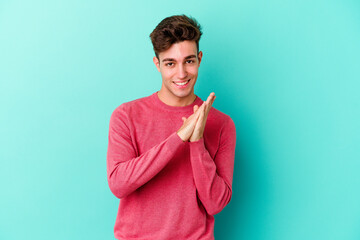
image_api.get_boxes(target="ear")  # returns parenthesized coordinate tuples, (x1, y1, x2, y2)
(153, 56, 161, 72)
(197, 51, 203, 67)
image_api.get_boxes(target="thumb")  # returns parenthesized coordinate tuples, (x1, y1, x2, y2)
(193, 105, 199, 113)
(182, 117, 186, 122)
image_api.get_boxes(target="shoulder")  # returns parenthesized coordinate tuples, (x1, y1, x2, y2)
(208, 107, 236, 146)
(111, 93, 154, 116)
(208, 107, 235, 130)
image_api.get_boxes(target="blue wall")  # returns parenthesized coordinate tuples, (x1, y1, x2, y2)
(0, 0, 359, 239)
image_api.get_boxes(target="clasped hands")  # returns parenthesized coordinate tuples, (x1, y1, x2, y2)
(177, 92, 216, 142)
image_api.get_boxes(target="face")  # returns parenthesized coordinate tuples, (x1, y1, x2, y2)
(153, 40, 202, 105)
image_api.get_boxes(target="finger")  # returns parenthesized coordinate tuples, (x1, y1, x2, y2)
(182, 117, 186, 122)
(198, 101, 206, 110)
(205, 96, 215, 116)
(210, 95, 216, 107)
(195, 102, 205, 118)
(198, 102, 206, 125)
(201, 101, 207, 110)
(194, 102, 205, 126)
(187, 104, 203, 123)
(205, 92, 214, 104)
(210, 93, 216, 105)
(196, 103, 205, 115)
(209, 95, 216, 107)
(208, 92, 215, 104)
(202, 101, 209, 115)
(190, 103, 204, 122)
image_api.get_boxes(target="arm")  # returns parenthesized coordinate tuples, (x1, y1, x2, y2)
(189, 117, 236, 215)
(106, 105, 185, 199)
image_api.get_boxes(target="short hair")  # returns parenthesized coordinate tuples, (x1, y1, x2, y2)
(149, 14, 203, 59)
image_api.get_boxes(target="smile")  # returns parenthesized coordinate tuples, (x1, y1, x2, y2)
(173, 80, 190, 88)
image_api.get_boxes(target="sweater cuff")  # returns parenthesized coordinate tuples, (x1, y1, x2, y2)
(172, 131, 188, 145)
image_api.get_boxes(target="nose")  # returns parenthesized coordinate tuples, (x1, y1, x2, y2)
(177, 64, 188, 79)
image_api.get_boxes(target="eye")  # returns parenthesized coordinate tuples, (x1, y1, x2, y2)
(186, 60, 195, 64)
(165, 62, 174, 67)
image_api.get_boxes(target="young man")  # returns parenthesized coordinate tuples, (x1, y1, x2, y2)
(107, 15, 236, 240)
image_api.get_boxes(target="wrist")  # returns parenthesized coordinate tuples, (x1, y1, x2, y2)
(176, 131, 188, 142)
(189, 136, 203, 142)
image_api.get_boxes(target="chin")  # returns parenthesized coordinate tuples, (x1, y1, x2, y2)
(174, 89, 193, 98)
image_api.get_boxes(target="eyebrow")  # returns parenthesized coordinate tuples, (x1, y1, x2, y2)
(162, 55, 197, 62)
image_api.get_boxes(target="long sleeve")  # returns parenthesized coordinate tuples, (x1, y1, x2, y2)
(189, 117, 236, 215)
(106, 105, 185, 199)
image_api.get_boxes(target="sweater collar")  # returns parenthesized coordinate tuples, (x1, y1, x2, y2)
(151, 91, 203, 112)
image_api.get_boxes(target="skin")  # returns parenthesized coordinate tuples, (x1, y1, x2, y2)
(153, 40, 202, 107)
(153, 40, 216, 142)
(179, 93, 216, 142)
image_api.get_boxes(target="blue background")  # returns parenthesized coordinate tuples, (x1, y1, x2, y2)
(1, 0, 359, 239)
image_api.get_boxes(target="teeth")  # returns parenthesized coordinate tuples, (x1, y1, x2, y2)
(174, 80, 189, 86)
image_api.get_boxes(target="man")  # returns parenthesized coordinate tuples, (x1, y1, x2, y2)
(107, 14, 236, 240)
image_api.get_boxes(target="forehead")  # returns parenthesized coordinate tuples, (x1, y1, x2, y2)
(159, 40, 198, 61)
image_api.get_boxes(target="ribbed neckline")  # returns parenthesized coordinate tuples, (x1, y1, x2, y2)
(151, 91, 203, 112)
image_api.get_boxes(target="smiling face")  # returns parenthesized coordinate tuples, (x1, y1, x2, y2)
(153, 40, 203, 106)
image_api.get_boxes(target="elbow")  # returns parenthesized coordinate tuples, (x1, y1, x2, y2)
(108, 175, 132, 199)
(206, 206, 221, 216)
(205, 202, 228, 216)
(109, 184, 127, 199)
(107, 164, 135, 199)
(108, 181, 126, 199)
(204, 190, 232, 216)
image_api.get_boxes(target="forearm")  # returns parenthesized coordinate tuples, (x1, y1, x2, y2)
(189, 139, 233, 215)
(189, 116, 236, 215)
(107, 131, 185, 199)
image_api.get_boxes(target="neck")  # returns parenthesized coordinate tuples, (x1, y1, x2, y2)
(157, 90, 196, 107)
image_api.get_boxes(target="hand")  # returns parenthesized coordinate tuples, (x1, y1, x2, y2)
(189, 92, 216, 142)
(176, 92, 216, 142)
(176, 103, 203, 142)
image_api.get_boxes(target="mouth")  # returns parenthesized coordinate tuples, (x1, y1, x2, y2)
(173, 79, 190, 88)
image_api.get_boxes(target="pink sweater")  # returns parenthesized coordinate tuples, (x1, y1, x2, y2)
(107, 92, 236, 240)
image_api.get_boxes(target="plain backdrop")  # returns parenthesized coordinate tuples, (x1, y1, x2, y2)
(0, 0, 359, 239)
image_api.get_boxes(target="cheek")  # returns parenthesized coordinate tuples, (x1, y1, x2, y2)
(161, 70, 174, 80)
(188, 66, 199, 75)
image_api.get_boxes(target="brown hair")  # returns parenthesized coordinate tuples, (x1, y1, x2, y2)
(149, 14, 202, 59)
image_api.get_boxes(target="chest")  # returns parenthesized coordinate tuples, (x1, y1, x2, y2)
(128, 109, 222, 159)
